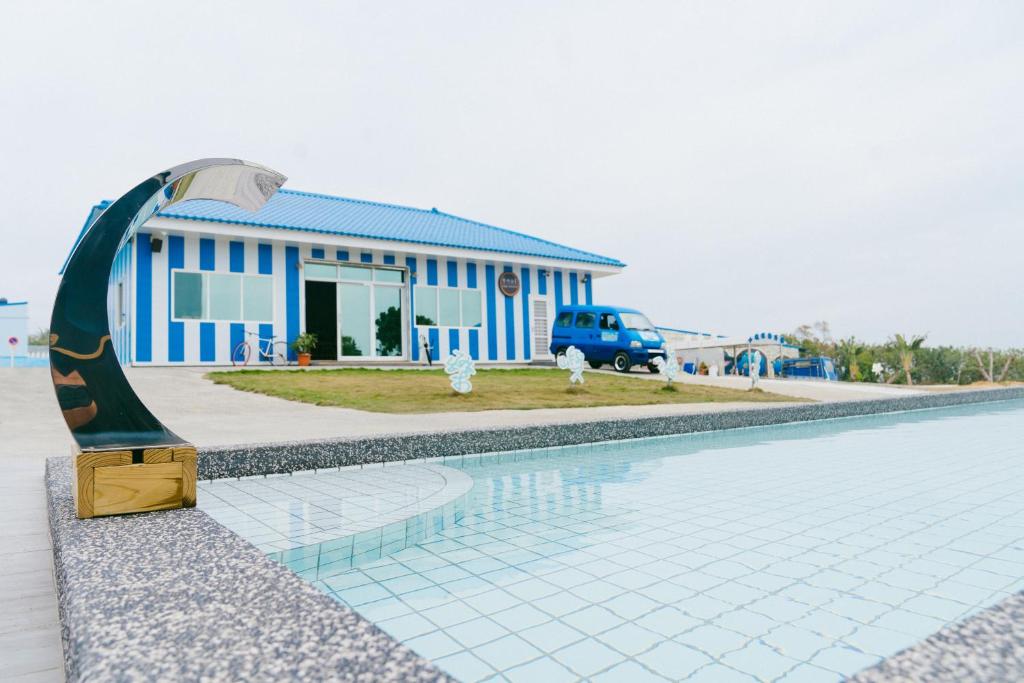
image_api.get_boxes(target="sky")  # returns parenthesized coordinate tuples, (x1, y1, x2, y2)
(1, 1, 1021, 347)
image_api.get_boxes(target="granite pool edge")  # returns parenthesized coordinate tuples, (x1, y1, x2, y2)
(198, 387, 1024, 480)
(849, 588, 1024, 682)
(45, 457, 455, 683)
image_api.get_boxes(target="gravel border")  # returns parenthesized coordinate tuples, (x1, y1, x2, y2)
(198, 387, 1024, 480)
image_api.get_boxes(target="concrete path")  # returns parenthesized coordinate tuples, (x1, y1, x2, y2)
(0, 364, 923, 682)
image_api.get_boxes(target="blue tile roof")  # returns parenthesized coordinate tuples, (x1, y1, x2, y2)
(155, 189, 624, 267)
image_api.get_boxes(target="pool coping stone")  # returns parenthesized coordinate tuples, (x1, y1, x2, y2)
(198, 386, 1024, 480)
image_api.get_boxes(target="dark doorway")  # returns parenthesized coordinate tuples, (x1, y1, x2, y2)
(304, 281, 337, 361)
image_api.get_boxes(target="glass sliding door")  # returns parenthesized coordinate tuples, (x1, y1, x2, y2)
(339, 283, 372, 357)
(374, 285, 403, 357)
(305, 260, 407, 360)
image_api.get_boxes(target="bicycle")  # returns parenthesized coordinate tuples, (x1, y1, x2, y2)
(232, 330, 291, 367)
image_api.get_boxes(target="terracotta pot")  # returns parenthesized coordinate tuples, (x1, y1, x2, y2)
(297, 353, 311, 367)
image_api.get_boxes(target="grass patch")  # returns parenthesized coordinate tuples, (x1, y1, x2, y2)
(207, 368, 799, 414)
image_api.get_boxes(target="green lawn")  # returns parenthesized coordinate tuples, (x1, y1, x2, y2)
(207, 368, 798, 413)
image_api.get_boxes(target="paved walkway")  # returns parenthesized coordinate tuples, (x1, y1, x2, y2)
(0, 365, 924, 682)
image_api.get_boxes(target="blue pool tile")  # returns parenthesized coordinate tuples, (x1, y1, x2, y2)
(676, 624, 749, 658)
(442, 575, 494, 596)
(353, 596, 413, 622)
(684, 663, 759, 682)
(704, 581, 766, 606)
(602, 592, 661, 620)
(473, 634, 542, 671)
(871, 608, 946, 636)
(555, 637, 629, 677)
(721, 641, 800, 681)
(421, 564, 474, 585)
(322, 570, 373, 592)
(635, 606, 703, 638)
(461, 588, 520, 615)
(776, 663, 844, 682)
(900, 594, 970, 621)
(736, 572, 794, 592)
(401, 585, 455, 611)
(376, 612, 437, 640)
(810, 645, 882, 674)
(844, 624, 921, 657)
(562, 605, 626, 635)
(333, 582, 392, 606)
(488, 603, 551, 631)
(519, 620, 587, 651)
(532, 591, 591, 617)
(420, 600, 482, 628)
(635, 641, 712, 680)
(925, 579, 998, 605)
(676, 594, 734, 620)
(746, 595, 810, 622)
(596, 622, 664, 656)
(379, 573, 434, 595)
(823, 596, 889, 623)
(761, 624, 833, 661)
(950, 567, 1015, 591)
(671, 570, 729, 592)
(592, 660, 671, 682)
(852, 581, 917, 605)
(712, 608, 778, 638)
(404, 630, 463, 660)
(433, 651, 495, 682)
(793, 610, 859, 639)
(447, 616, 509, 648)
(504, 578, 562, 601)
(504, 656, 577, 683)
(570, 580, 627, 603)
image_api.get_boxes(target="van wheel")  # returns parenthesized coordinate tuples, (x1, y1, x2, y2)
(647, 363, 660, 374)
(555, 347, 567, 361)
(613, 352, 632, 373)
(588, 361, 603, 369)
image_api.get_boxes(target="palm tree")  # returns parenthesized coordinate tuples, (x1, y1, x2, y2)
(893, 334, 926, 385)
(836, 337, 864, 381)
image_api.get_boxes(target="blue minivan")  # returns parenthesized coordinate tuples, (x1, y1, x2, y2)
(549, 305, 667, 373)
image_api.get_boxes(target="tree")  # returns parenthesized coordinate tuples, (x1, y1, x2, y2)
(973, 348, 1017, 383)
(835, 337, 864, 380)
(892, 334, 926, 385)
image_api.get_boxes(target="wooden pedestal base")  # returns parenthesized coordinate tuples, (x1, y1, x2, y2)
(72, 446, 197, 519)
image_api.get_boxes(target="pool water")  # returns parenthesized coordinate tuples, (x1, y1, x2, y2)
(302, 401, 1022, 681)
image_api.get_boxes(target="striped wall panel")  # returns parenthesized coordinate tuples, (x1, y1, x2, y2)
(127, 229, 593, 365)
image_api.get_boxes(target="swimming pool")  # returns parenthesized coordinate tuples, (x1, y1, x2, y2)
(216, 400, 1024, 681)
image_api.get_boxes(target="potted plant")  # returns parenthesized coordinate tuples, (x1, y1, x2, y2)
(290, 332, 318, 367)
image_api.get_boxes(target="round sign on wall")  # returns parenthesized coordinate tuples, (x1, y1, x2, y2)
(7, 336, 17, 347)
(498, 271, 521, 298)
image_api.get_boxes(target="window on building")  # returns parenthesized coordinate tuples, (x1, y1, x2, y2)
(461, 290, 482, 327)
(172, 271, 274, 322)
(414, 286, 483, 328)
(555, 311, 573, 328)
(575, 312, 596, 328)
(415, 286, 437, 326)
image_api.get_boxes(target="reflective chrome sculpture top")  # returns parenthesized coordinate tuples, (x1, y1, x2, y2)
(50, 159, 286, 451)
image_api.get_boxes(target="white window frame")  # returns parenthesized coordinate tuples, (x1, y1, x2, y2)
(413, 285, 484, 330)
(170, 270, 276, 323)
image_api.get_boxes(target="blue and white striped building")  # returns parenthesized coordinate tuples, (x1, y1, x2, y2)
(70, 189, 624, 366)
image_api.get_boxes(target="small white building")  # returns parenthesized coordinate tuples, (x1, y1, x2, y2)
(0, 299, 29, 359)
(67, 190, 625, 366)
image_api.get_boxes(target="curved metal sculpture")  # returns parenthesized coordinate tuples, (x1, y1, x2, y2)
(51, 159, 286, 452)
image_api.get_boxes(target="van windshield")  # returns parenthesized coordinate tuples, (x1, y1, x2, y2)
(620, 313, 655, 331)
